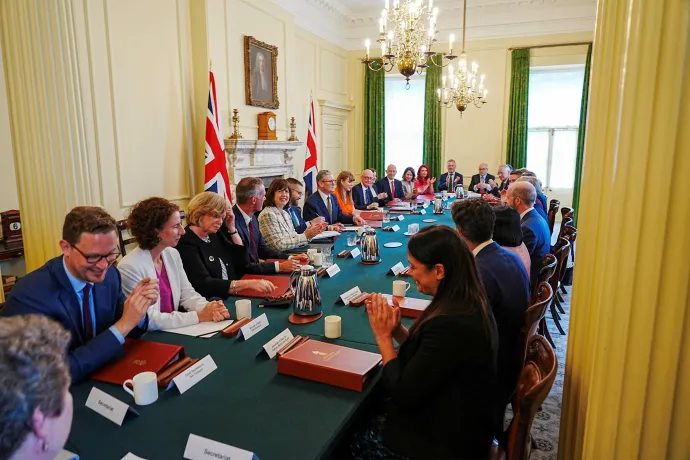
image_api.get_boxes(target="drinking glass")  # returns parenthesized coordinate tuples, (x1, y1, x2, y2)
(383, 213, 390, 224)
(321, 247, 333, 267)
(347, 234, 357, 246)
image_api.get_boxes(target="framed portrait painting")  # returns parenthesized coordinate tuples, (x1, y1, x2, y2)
(244, 36, 279, 109)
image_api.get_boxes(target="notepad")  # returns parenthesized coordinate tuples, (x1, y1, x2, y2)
(311, 230, 341, 240)
(163, 320, 234, 338)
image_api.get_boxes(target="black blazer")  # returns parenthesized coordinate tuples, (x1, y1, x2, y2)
(469, 174, 496, 192)
(382, 308, 498, 460)
(521, 209, 551, 287)
(376, 177, 404, 202)
(233, 204, 287, 274)
(176, 226, 248, 299)
(437, 172, 463, 191)
(491, 179, 510, 197)
(302, 191, 354, 225)
(351, 183, 379, 210)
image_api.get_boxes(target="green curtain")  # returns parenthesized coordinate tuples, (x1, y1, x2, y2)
(572, 44, 592, 225)
(363, 63, 385, 176)
(423, 64, 442, 177)
(506, 49, 531, 169)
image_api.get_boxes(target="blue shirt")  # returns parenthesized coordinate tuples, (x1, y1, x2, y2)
(62, 259, 125, 344)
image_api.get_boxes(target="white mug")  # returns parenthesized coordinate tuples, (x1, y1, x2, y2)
(313, 253, 323, 266)
(123, 371, 158, 406)
(393, 280, 411, 297)
(236, 299, 252, 320)
(307, 249, 318, 261)
(325, 315, 342, 339)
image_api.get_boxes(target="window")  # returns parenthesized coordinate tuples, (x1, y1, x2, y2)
(385, 74, 425, 170)
(527, 65, 585, 204)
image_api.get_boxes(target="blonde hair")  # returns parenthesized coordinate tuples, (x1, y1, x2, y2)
(187, 192, 227, 226)
(336, 171, 355, 205)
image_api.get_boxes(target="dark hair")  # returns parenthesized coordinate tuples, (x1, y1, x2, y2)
(128, 197, 180, 250)
(62, 206, 117, 245)
(492, 205, 523, 247)
(402, 167, 416, 182)
(235, 177, 264, 205)
(265, 179, 290, 209)
(286, 178, 303, 187)
(0, 315, 71, 458)
(450, 198, 495, 244)
(407, 225, 493, 337)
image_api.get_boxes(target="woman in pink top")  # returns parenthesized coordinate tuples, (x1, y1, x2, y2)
(414, 164, 436, 195)
(492, 206, 531, 276)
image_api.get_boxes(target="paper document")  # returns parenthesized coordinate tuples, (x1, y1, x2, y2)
(163, 320, 234, 338)
(341, 226, 362, 232)
(311, 230, 341, 240)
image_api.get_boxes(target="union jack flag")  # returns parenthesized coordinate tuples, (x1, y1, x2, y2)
(303, 95, 318, 196)
(204, 71, 232, 201)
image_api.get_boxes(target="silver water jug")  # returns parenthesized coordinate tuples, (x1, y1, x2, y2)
(289, 265, 322, 316)
(360, 227, 380, 263)
(455, 185, 465, 199)
(433, 198, 444, 214)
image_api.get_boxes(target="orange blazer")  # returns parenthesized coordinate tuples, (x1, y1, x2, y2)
(335, 191, 354, 215)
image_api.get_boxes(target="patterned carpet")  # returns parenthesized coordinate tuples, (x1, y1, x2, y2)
(504, 288, 571, 460)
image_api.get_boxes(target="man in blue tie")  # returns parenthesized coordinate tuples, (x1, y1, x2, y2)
(469, 163, 497, 193)
(352, 169, 386, 210)
(1, 206, 159, 382)
(303, 170, 366, 229)
(286, 177, 325, 233)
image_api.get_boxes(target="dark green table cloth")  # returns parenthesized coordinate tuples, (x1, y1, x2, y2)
(67, 202, 457, 460)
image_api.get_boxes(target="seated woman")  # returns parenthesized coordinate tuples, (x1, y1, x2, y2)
(119, 197, 232, 331)
(334, 171, 355, 215)
(0, 315, 73, 460)
(176, 192, 276, 300)
(347, 225, 498, 460)
(401, 167, 416, 199)
(493, 205, 531, 275)
(259, 179, 327, 252)
(413, 164, 436, 195)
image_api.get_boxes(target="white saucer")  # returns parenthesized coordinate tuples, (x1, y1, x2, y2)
(383, 242, 403, 248)
(422, 219, 437, 223)
(403, 232, 415, 236)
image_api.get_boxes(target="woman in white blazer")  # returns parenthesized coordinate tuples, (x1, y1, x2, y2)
(258, 179, 327, 252)
(118, 197, 230, 331)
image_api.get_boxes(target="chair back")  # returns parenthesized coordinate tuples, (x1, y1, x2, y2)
(559, 217, 573, 238)
(547, 200, 560, 237)
(504, 336, 558, 460)
(560, 206, 574, 220)
(532, 254, 557, 301)
(561, 224, 577, 247)
(550, 238, 571, 293)
(520, 282, 553, 360)
(117, 210, 186, 256)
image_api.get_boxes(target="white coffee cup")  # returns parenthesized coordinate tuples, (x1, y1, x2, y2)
(325, 315, 342, 339)
(307, 249, 318, 261)
(236, 299, 252, 320)
(393, 280, 411, 297)
(313, 253, 323, 266)
(123, 371, 158, 406)
(442, 190, 448, 199)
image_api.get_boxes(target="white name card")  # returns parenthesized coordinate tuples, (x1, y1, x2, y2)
(326, 264, 341, 277)
(121, 454, 147, 460)
(262, 328, 294, 359)
(390, 262, 404, 275)
(183, 434, 253, 460)
(420, 209, 427, 215)
(397, 215, 405, 221)
(391, 225, 400, 232)
(340, 286, 362, 305)
(85, 387, 137, 426)
(238, 313, 269, 341)
(350, 247, 361, 258)
(172, 355, 217, 394)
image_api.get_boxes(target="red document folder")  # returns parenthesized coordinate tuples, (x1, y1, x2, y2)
(90, 339, 185, 385)
(359, 211, 385, 221)
(382, 294, 432, 319)
(235, 274, 291, 298)
(277, 340, 382, 392)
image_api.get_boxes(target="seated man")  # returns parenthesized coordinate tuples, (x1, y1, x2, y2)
(233, 177, 306, 274)
(437, 159, 463, 191)
(450, 198, 530, 434)
(490, 164, 512, 197)
(507, 182, 551, 287)
(286, 177, 323, 233)
(469, 163, 496, 193)
(303, 169, 366, 230)
(375, 164, 404, 204)
(352, 169, 387, 210)
(1, 206, 158, 382)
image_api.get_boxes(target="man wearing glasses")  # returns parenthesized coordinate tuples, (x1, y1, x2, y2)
(303, 170, 366, 230)
(2, 206, 159, 382)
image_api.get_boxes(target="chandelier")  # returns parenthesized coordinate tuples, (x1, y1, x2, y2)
(362, 0, 457, 88)
(437, 0, 487, 114)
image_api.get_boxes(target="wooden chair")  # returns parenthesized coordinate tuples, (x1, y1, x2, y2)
(547, 238, 571, 334)
(560, 206, 574, 220)
(117, 210, 186, 256)
(520, 283, 553, 362)
(547, 200, 560, 238)
(533, 255, 557, 347)
(490, 336, 558, 460)
(558, 225, 577, 297)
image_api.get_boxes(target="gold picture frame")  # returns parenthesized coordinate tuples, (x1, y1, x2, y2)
(244, 36, 279, 109)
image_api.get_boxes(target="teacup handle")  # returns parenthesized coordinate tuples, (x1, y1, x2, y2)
(405, 282, 411, 292)
(123, 379, 135, 397)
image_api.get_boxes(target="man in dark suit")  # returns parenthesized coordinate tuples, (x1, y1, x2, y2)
(375, 164, 404, 205)
(233, 177, 307, 274)
(303, 170, 366, 229)
(352, 169, 387, 210)
(450, 197, 530, 437)
(286, 178, 324, 233)
(490, 164, 512, 197)
(507, 181, 551, 287)
(437, 159, 463, 191)
(1, 207, 158, 382)
(469, 163, 496, 193)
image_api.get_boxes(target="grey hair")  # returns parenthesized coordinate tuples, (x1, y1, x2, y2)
(498, 164, 512, 172)
(316, 170, 332, 183)
(517, 176, 543, 195)
(0, 315, 71, 458)
(235, 177, 264, 205)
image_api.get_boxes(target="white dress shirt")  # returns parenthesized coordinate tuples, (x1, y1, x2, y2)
(520, 207, 534, 220)
(472, 239, 494, 257)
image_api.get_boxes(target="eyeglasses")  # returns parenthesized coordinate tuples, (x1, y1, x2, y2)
(70, 244, 120, 265)
(320, 180, 336, 184)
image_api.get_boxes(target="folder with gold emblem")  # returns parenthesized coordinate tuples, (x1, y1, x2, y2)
(381, 294, 431, 319)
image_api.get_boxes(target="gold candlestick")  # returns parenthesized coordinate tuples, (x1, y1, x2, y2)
(287, 116, 299, 141)
(229, 109, 243, 140)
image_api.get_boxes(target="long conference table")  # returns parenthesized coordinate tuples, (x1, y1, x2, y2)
(67, 201, 457, 460)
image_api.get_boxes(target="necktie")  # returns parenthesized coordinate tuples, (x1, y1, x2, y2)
(326, 196, 333, 223)
(390, 180, 395, 199)
(450, 173, 454, 186)
(82, 283, 93, 341)
(365, 187, 373, 205)
(248, 220, 258, 261)
(290, 208, 300, 228)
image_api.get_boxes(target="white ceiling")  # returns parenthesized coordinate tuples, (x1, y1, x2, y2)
(271, 0, 597, 50)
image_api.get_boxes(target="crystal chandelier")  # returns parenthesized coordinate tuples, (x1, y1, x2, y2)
(437, 0, 487, 114)
(362, 0, 457, 89)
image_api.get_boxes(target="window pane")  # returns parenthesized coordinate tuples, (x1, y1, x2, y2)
(550, 130, 578, 188)
(527, 131, 549, 182)
(385, 75, 425, 171)
(528, 67, 585, 128)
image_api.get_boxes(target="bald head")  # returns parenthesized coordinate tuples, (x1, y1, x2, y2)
(507, 181, 536, 213)
(385, 164, 398, 180)
(361, 169, 376, 187)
